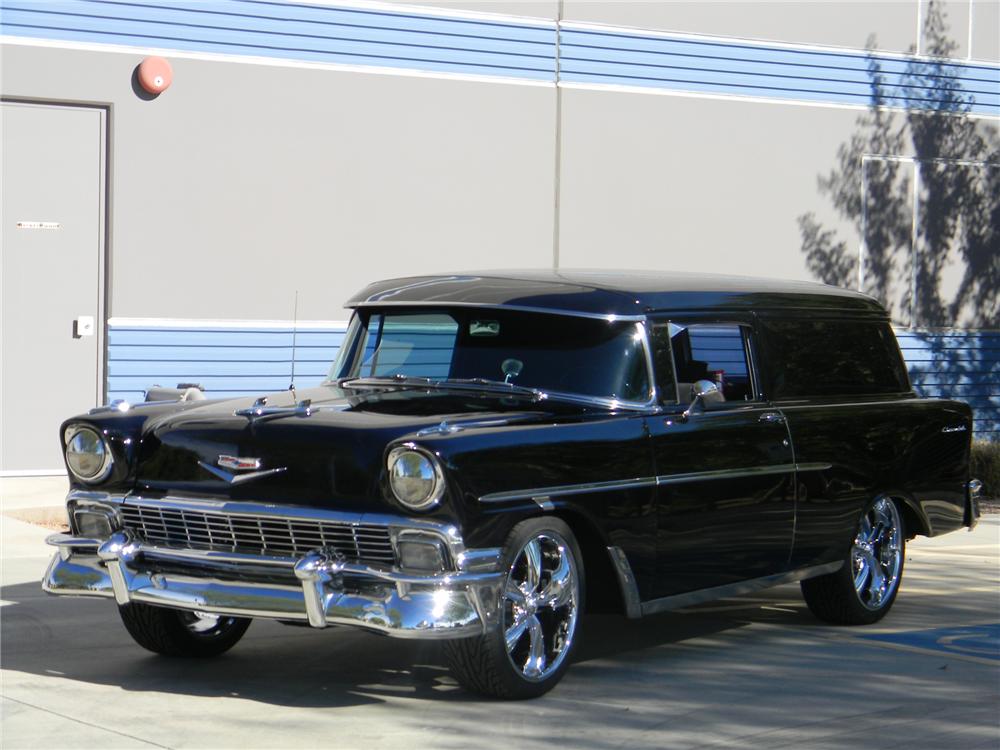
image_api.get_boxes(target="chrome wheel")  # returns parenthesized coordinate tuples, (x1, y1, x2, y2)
(180, 611, 237, 636)
(851, 497, 903, 611)
(501, 532, 580, 682)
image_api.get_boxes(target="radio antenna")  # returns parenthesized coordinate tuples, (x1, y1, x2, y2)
(289, 290, 299, 392)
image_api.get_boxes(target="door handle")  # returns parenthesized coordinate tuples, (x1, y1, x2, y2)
(759, 411, 785, 424)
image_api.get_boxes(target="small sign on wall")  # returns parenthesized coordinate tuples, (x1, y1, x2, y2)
(16, 221, 61, 230)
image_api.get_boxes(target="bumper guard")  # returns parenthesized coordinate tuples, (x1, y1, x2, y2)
(44, 530, 504, 639)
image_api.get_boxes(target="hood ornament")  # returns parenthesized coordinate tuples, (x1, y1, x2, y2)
(235, 396, 313, 423)
(198, 455, 287, 485)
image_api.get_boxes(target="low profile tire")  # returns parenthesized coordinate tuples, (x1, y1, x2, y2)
(801, 496, 906, 625)
(445, 517, 584, 699)
(118, 603, 251, 657)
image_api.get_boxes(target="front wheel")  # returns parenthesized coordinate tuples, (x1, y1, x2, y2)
(445, 517, 584, 699)
(118, 603, 251, 657)
(801, 496, 905, 625)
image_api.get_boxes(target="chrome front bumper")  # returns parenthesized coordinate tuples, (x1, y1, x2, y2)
(44, 530, 504, 639)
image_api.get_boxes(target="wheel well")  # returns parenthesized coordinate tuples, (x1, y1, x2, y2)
(890, 495, 928, 540)
(552, 510, 626, 615)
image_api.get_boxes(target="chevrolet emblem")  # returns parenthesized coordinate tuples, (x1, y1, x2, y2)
(218, 455, 262, 471)
(198, 455, 287, 485)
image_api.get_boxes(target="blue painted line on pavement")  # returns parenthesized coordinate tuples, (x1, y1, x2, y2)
(857, 623, 1000, 661)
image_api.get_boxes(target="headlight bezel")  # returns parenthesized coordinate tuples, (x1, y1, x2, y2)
(387, 443, 445, 512)
(63, 424, 114, 484)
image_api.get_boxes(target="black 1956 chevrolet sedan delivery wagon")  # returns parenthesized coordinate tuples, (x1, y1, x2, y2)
(45, 271, 982, 698)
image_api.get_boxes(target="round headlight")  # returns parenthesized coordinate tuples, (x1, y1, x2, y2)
(64, 425, 113, 483)
(387, 444, 444, 511)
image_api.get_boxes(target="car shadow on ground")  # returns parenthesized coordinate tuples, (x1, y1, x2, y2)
(0, 579, 814, 707)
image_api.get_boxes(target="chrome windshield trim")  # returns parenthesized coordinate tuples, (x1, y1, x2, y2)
(478, 463, 829, 504)
(638, 319, 658, 406)
(327, 309, 657, 411)
(348, 300, 647, 323)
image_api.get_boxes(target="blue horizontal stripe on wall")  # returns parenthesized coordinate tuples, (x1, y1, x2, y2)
(106, 322, 998, 441)
(1, 1, 997, 114)
(559, 27, 1000, 116)
(106, 323, 347, 403)
(0, 0, 557, 80)
(897, 330, 1000, 441)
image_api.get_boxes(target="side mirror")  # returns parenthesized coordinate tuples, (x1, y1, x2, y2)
(680, 380, 722, 422)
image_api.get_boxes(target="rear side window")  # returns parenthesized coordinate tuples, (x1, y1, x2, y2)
(759, 319, 910, 399)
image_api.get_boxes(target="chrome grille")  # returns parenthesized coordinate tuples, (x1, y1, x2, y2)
(119, 503, 395, 565)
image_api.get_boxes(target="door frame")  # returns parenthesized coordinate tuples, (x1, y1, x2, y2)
(1, 97, 112, 472)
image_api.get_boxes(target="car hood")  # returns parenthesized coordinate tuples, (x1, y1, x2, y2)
(134, 384, 578, 513)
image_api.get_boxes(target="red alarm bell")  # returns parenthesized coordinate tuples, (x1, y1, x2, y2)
(137, 56, 173, 95)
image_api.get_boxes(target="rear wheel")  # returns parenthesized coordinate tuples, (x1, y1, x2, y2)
(801, 496, 905, 625)
(118, 603, 251, 657)
(445, 517, 584, 699)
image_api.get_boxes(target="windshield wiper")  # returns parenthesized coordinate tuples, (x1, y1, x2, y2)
(341, 375, 436, 387)
(440, 378, 548, 401)
(341, 375, 546, 401)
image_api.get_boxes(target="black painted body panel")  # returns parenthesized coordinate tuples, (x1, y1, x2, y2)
(649, 404, 795, 597)
(58, 273, 975, 611)
(781, 397, 972, 569)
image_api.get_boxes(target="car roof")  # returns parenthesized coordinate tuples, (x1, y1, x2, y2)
(345, 270, 887, 319)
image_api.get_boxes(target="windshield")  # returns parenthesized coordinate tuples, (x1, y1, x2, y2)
(328, 308, 651, 404)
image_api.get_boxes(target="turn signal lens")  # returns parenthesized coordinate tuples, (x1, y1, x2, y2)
(398, 539, 447, 572)
(387, 445, 444, 511)
(73, 509, 114, 540)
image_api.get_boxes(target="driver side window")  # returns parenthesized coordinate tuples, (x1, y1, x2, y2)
(653, 322, 758, 406)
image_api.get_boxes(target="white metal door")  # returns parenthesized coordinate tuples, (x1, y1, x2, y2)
(1, 101, 105, 473)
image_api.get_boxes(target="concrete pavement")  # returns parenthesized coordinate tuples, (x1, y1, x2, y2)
(2, 480, 998, 749)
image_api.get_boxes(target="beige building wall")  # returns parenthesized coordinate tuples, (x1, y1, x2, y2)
(1, 44, 557, 321)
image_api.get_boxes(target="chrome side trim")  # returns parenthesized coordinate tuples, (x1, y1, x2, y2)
(606, 546, 642, 619)
(349, 300, 647, 323)
(656, 462, 830, 486)
(640, 561, 843, 616)
(796, 462, 834, 472)
(480, 477, 657, 504)
(478, 463, 832, 504)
